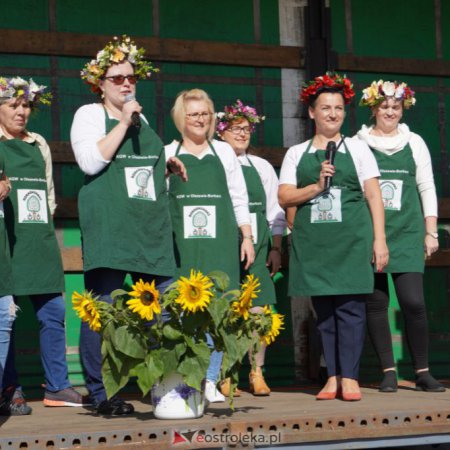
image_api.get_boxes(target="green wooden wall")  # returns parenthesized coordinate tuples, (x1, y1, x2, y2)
(330, 0, 450, 381)
(1, 0, 294, 396)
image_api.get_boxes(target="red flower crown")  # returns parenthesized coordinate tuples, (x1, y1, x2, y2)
(300, 72, 355, 105)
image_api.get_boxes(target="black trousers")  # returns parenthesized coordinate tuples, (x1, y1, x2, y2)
(366, 272, 429, 371)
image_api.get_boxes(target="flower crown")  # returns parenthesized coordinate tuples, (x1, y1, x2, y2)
(0, 77, 52, 106)
(300, 72, 355, 105)
(360, 80, 416, 109)
(216, 99, 265, 134)
(80, 35, 159, 93)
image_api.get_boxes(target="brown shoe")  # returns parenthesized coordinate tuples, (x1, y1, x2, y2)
(220, 378, 242, 397)
(249, 370, 271, 396)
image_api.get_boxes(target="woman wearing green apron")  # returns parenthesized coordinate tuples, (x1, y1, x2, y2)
(71, 37, 187, 416)
(279, 73, 389, 401)
(0, 154, 16, 411)
(357, 80, 444, 393)
(216, 100, 286, 396)
(0, 77, 88, 415)
(166, 89, 255, 403)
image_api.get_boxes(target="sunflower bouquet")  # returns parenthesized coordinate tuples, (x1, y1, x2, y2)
(72, 270, 284, 405)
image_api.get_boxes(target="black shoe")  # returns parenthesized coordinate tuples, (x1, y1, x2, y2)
(0, 387, 32, 416)
(379, 370, 398, 393)
(415, 371, 446, 392)
(96, 397, 134, 416)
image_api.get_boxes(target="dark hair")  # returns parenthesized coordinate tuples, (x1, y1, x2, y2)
(308, 86, 345, 108)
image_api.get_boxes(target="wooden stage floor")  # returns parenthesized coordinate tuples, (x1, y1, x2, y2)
(1, 382, 450, 449)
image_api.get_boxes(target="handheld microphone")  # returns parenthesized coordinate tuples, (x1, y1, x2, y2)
(324, 141, 337, 190)
(124, 94, 141, 129)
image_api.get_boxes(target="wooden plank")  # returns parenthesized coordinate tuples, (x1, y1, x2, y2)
(61, 247, 83, 272)
(438, 198, 450, 219)
(248, 146, 288, 167)
(426, 249, 450, 267)
(3, 388, 450, 449)
(50, 141, 75, 163)
(51, 143, 290, 166)
(0, 29, 303, 69)
(338, 53, 450, 77)
(55, 197, 78, 219)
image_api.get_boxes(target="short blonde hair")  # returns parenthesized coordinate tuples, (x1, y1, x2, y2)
(171, 89, 216, 140)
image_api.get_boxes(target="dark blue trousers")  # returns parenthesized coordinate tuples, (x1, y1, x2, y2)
(80, 268, 172, 404)
(312, 294, 366, 380)
(3, 293, 71, 393)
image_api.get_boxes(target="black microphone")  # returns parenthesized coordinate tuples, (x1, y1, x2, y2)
(124, 94, 141, 129)
(324, 141, 337, 190)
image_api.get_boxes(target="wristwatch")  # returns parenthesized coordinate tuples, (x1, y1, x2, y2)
(426, 231, 439, 239)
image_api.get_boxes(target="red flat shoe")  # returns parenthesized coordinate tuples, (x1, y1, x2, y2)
(316, 388, 341, 400)
(341, 391, 361, 401)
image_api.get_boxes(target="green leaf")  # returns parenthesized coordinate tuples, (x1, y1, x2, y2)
(163, 323, 183, 340)
(159, 347, 179, 377)
(112, 326, 147, 359)
(110, 289, 128, 301)
(102, 353, 131, 399)
(207, 297, 229, 329)
(191, 342, 210, 375)
(134, 353, 164, 396)
(177, 350, 208, 391)
(207, 270, 230, 291)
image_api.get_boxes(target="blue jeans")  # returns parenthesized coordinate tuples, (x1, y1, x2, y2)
(81, 268, 173, 403)
(3, 294, 71, 393)
(0, 296, 15, 389)
(206, 333, 223, 384)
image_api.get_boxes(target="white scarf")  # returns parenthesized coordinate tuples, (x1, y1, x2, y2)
(357, 123, 411, 155)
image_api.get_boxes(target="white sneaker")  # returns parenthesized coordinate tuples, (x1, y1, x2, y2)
(204, 380, 225, 403)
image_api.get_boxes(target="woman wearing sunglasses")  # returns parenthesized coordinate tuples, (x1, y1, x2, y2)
(165, 89, 255, 403)
(70, 36, 186, 416)
(216, 100, 286, 397)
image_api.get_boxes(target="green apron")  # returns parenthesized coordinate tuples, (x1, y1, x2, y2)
(240, 155, 276, 305)
(289, 140, 374, 296)
(0, 152, 12, 296)
(1, 139, 64, 295)
(78, 109, 175, 276)
(371, 143, 424, 273)
(169, 141, 239, 290)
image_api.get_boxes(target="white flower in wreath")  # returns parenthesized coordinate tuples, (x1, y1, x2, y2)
(8, 77, 27, 88)
(382, 81, 396, 97)
(394, 84, 405, 99)
(216, 112, 225, 119)
(128, 45, 138, 63)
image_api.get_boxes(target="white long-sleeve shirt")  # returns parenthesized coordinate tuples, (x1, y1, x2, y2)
(70, 103, 149, 176)
(279, 136, 380, 191)
(0, 129, 57, 215)
(357, 123, 438, 217)
(165, 139, 251, 227)
(237, 153, 286, 236)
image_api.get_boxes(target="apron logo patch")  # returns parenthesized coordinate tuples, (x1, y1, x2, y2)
(380, 179, 403, 211)
(311, 188, 342, 223)
(18, 189, 48, 224)
(183, 205, 216, 239)
(125, 166, 156, 201)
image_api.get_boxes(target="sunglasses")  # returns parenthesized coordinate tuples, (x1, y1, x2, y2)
(103, 75, 138, 85)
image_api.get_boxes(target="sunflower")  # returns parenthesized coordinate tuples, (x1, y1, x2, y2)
(127, 279, 161, 321)
(72, 291, 102, 332)
(175, 270, 214, 313)
(261, 305, 285, 346)
(239, 275, 260, 307)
